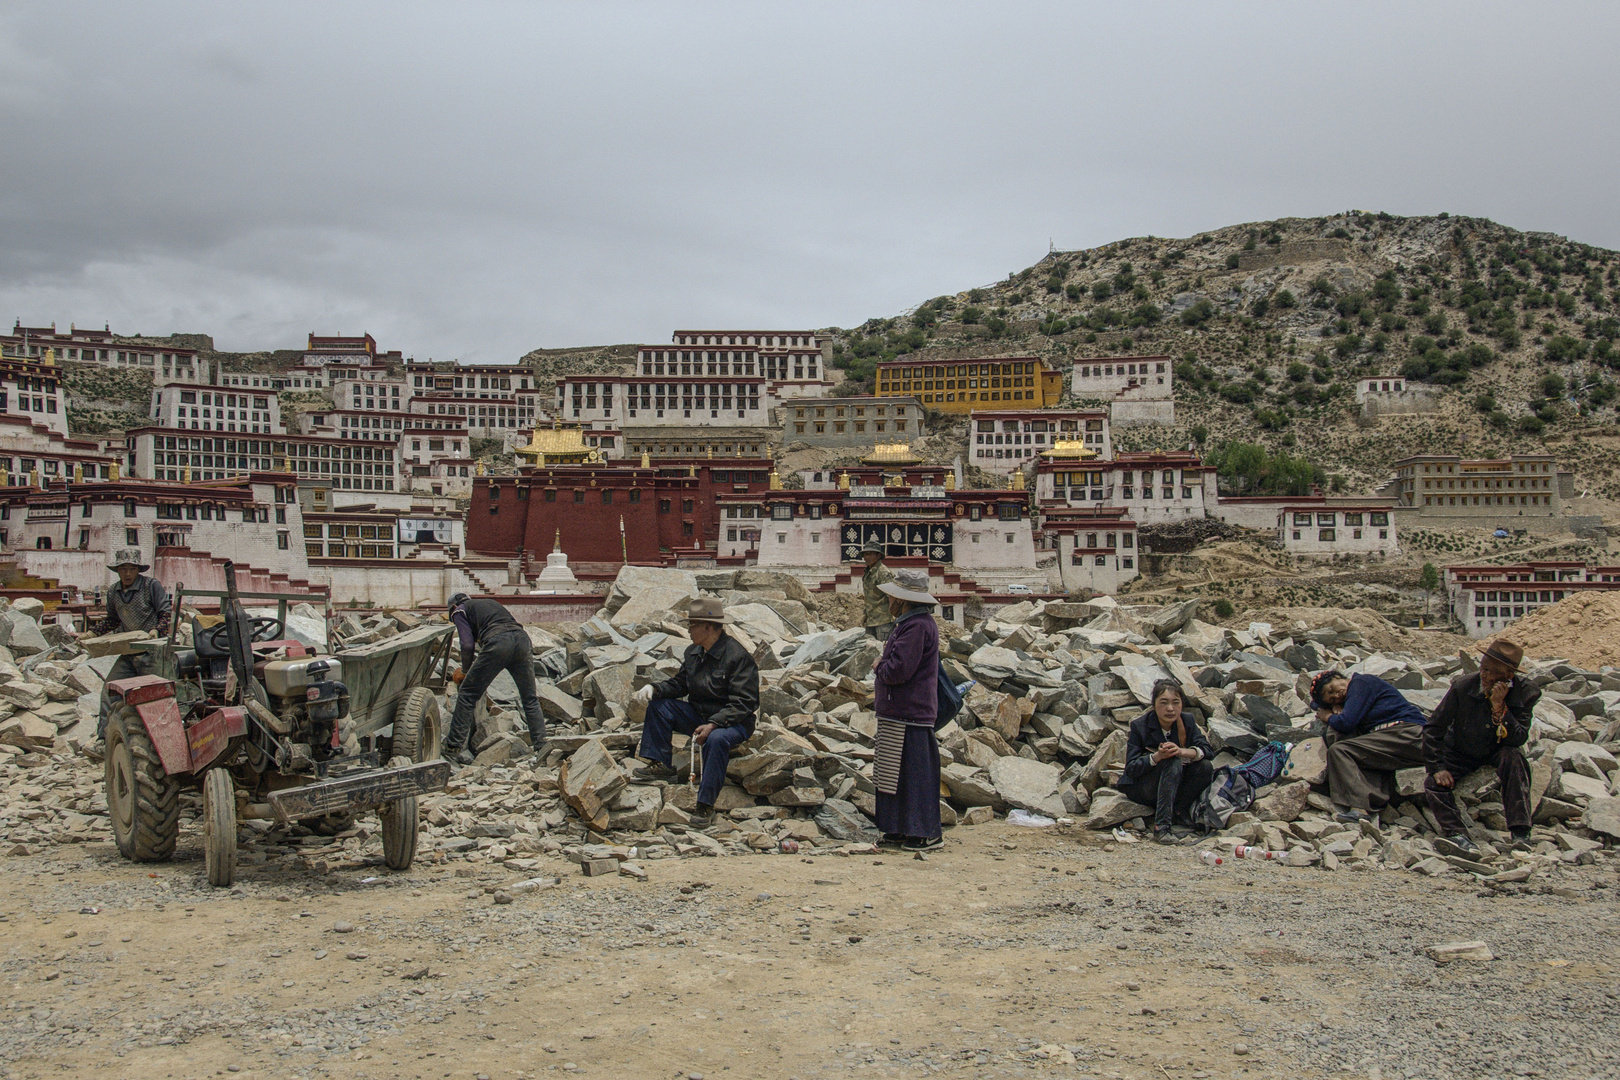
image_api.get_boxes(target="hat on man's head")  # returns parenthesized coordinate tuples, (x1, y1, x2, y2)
(1309, 669, 1345, 712)
(1481, 639, 1524, 673)
(859, 540, 885, 557)
(107, 548, 149, 573)
(448, 592, 470, 610)
(878, 568, 936, 606)
(685, 596, 731, 625)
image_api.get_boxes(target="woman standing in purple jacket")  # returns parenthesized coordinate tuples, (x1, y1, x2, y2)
(872, 568, 943, 851)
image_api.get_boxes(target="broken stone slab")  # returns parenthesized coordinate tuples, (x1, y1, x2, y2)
(1083, 789, 1153, 830)
(1280, 737, 1327, 785)
(940, 763, 999, 807)
(813, 798, 879, 842)
(1583, 796, 1620, 840)
(78, 630, 153, 657)
(558, 738, 629, 832)
(3, 614, 47, 656)
(0, 682, 48, 711)
(987, 756, 1065, 817)
(607, 785, 663, 832)
(1424, 941, 1493, 963)
(601, 566, 698, 618)
(609, 584, 700, 630)
(768, 785, 826, 808)
(1253, 780, 1310, 823)
(536, 683, 585, 724)
(1554, 742, 1617, 780)
(1557, 772, 1609, 802)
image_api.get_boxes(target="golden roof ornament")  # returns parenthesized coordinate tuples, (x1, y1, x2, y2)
(861, 441, 922, 466)
(1045, 439, 1097, 460)
(769, 469, 782, 490)
(838, 471, 850, 490)
(109, 462, 119, 481)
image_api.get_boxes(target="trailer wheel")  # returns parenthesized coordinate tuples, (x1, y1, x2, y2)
(392, 687, 442, 763)
(203, 767, 237, 888)
(379, 755, 419, 871)
(105, 702, 181, 862)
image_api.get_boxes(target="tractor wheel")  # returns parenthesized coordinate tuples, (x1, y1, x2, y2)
(392, 686, 442, 763)
(379, 755, 418, 871)
(104, 702, 181, 862)
(203, 767, 237, 888)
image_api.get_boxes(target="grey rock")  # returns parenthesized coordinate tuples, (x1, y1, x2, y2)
(987, 756, 1065, 817)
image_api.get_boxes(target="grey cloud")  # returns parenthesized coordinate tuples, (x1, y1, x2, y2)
(0, 1, 1616, 362)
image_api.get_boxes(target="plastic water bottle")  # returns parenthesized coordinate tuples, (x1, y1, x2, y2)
(1234, 846, 1279, 860)
(1197, 851, 1223, 866)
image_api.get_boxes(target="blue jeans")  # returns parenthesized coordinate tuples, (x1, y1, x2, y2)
(638, 698, 749, 808)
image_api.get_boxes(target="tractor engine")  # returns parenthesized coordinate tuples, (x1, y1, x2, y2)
(261, 658, 351, 755)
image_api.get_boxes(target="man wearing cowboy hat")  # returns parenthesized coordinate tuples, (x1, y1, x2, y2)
(1423, 639, 1539, 853)
(859, 540, 896, 641)
(94, 548, 172, 743)
(628, 597, 759, 827)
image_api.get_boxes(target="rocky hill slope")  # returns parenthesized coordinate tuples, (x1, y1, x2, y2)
(824, 212, 1620, 502)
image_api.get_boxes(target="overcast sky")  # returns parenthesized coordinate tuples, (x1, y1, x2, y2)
(1, 2, 1616, 363)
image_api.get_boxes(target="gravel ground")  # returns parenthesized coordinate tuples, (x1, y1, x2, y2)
(0, 823, 1614, 1080)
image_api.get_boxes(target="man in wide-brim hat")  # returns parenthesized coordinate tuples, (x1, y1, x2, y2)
(872, 568, 944, 851)
(93, 548, 172, 747)
(1423, 639, 1538, 853)
(628, 597, 760, 827)
(858, 539, 896, 641)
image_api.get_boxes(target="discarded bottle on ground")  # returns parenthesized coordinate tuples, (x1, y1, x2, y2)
(1197, 851, 1223, 866)
(1233, 846, 1281, 860)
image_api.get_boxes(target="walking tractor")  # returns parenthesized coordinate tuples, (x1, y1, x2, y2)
(101, 563, 457, 887)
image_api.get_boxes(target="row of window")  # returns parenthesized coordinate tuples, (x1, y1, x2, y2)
(794, 419, 909, 435)
(1290, 511, 1391, 527)
(672, 334, 817, 347)
(1289, 528, 1390, 542)
(1415, 461, 1551, 474)
(1420, 477, 1550, 490)
(796, 404, 908, 419)
(1423, 495, 1549, 507)
(1070, 551, 1135, 568)
(1076, 362, 1167, 378)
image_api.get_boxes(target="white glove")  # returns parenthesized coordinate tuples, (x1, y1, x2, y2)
(631, 685, 654, 706)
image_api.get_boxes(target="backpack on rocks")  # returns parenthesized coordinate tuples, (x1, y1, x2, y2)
(1192, 740, 1288, 830)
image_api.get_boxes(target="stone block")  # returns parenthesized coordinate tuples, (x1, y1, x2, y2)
(1083, 790, 1153, 829)
(1280, 737, 1327, 785)
(559, 738, 629, 831)
(988, 756, 1065, 817)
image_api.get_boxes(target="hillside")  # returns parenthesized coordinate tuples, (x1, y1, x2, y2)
(822, 212, 1620, 504)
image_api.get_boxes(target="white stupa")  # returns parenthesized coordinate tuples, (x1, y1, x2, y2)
(534, 529, 577, 586)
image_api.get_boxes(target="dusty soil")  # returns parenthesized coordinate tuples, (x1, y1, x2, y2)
(2, 817, 1616, 1080)
(1477, 590, 1620, 669)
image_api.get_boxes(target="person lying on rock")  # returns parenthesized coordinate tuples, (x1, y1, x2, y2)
(1423, 640, 1538, 855)
(629, 597, 760, 828)
(1310, 669, 1427, 824)
(1117, 679, 1215, 843)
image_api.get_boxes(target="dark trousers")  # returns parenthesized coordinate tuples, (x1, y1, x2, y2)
(1425, 747, 1531, 834)
(638, 698, 748, 808)
(1324, 724, 1425, 811)
(875, 723, 942, 841)
(1119, 757, 1214, 831)
(446, 630, 545, 751)
(97, 653, 153, 739)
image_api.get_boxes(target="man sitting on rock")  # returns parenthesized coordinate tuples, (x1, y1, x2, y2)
(630, 597, 760, 827)
(1423, 640, 1538, 854)
(1310, 669, 1427, 824)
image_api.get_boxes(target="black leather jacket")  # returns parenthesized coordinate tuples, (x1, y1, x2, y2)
(651, 631, 760, 736)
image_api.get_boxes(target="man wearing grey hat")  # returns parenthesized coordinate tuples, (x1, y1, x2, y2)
(94, 549, 172, 744)
(859, 540, 896, 641)
(629, 597, 759, 827)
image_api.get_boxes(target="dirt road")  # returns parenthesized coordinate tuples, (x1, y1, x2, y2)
(1, 824, 1615, 1080)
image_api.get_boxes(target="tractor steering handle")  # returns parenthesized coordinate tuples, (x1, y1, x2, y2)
(206, 616, 286, 652)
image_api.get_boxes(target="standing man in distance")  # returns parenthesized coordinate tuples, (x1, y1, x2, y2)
(630, 598, 760, 827)
(94, 548, 172, 749)
(860, 540, 896, 641)
(442, 592, 546, 766)
(1423, 640, 1538, 853)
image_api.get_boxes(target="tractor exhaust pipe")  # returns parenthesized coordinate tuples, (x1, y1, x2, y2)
(221, 562, 255, 703)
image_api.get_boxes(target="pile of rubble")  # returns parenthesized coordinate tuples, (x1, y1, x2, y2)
(0, 570, 1614, 887)
(445, 568, 1618, 880)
